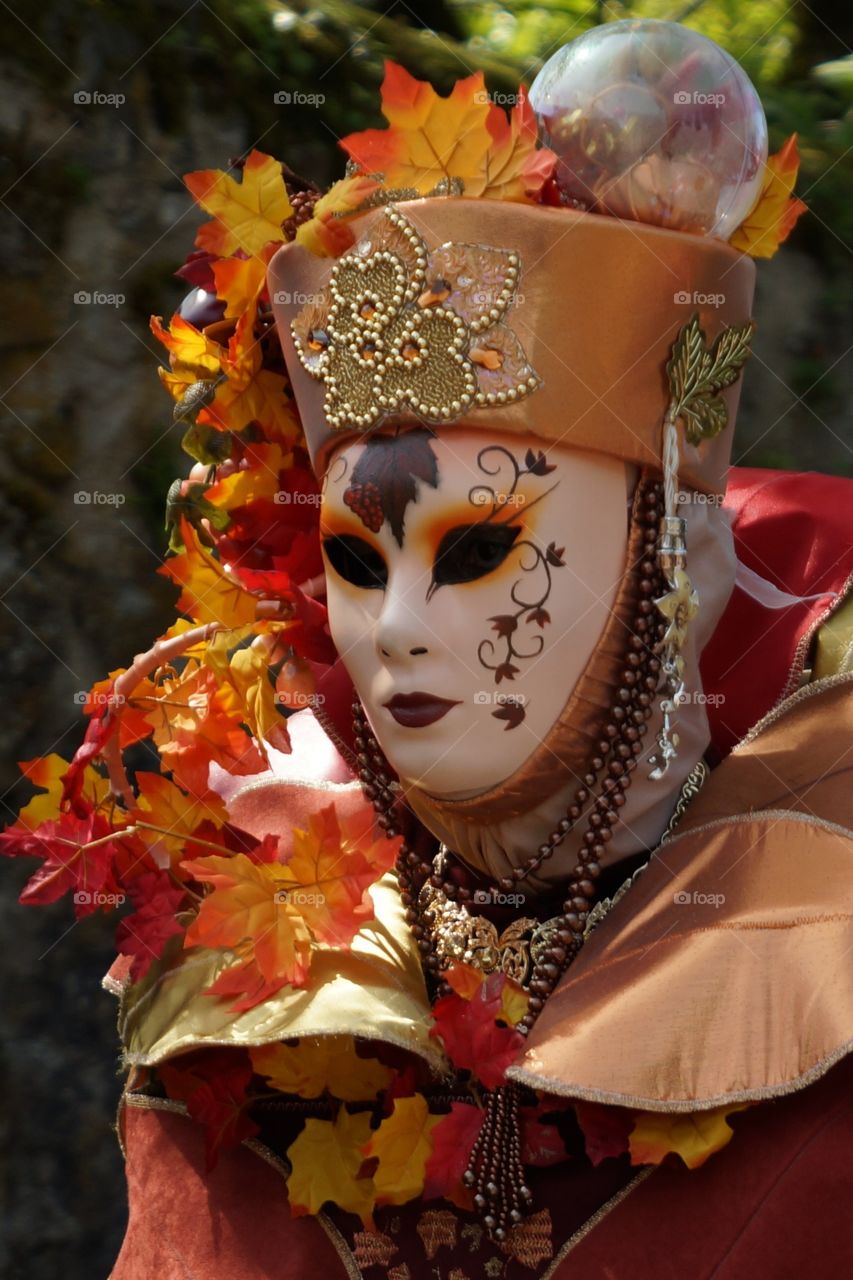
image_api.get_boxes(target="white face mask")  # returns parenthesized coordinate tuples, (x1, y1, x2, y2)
(320, 426, 630, 797)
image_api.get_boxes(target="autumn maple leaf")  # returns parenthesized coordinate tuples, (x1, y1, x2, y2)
(143, 664, 267, 797)
(729, 134, 807, 259)
(340, 63, 553, 205)
(159, 517, 261, 628)
(115, 870, 187, 980)
(273, 801, 402, 948)
(129, 770, 229, 868)
(250, 1036, 394, 1102)
(429, 966, 527, 1089)
(362, 1094, 442, 1207)
(628, 1102, 750, 1169)
(295, 173, 381, 257)
(573, 1099, 633, 1167)
(0, 810, 135, 916)
(286, 1107, 377, 1225)
(422, 1101, 482, 1205)
(184, 150, 293, 258)
(198, 310, 299, 441)
(159, 1049, 260, 1170)
(181, 851, 314, 1010)
(11, 753, 110, 832)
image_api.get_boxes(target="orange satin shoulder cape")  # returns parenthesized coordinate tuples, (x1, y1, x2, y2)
(508, 670, 853, 1110)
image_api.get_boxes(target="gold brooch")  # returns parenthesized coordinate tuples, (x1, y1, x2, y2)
(291, 205, 541, 432)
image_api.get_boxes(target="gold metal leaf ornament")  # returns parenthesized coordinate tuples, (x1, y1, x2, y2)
(666, 312, 754, 445)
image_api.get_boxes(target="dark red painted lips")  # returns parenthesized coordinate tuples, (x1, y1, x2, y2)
(382, 691, 462, 728)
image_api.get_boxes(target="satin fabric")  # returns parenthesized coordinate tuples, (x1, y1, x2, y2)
(268, 198, 755, 493)
(116, 674, 853, 1112)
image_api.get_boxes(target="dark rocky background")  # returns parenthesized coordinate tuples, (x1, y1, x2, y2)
(0, 1, 850, 1275)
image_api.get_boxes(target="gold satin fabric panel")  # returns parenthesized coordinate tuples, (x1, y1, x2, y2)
(119, 872, 445, 1075)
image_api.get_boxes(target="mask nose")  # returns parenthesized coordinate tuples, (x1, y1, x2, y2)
(375, 588, 431, 662)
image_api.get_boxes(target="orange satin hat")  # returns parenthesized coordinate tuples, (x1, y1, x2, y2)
(268, 195, 755, 492)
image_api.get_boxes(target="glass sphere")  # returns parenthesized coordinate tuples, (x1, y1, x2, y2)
(529, 19, 767, 239)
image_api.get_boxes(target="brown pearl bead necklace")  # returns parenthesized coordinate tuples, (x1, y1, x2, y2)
(350, 477, 667, 1241)
(353, 478, 666, 1021)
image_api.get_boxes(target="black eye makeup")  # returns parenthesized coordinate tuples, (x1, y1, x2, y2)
(431, 522, 522, 590)
(322, 534, 388, 589)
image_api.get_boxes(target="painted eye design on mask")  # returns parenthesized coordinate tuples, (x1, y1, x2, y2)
(430, 523, 522, 592)
(322, 534, 388, 589)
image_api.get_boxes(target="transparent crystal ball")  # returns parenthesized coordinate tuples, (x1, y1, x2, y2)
(529, 19, 767, 239)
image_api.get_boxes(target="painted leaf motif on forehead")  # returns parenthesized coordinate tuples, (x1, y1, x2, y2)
(343, 427, 439, 547)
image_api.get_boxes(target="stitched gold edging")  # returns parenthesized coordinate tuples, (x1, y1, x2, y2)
(734, 668, 853, 750)
(540, 1166, 656, 1279)
(659, 805, 853, 850)
(119, 1092, 363, 1279)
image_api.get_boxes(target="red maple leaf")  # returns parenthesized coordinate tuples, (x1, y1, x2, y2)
(574, 1099, 633, 1166)
(519, 1100, 571, 1167)
(0, 810, 134, 916)
(422, 1101, 483, 1203)
(159, 1049, 260, 1171)
(429, 986, 525, 1089)
(115, 871, 188, 980)
(60, 710, 117, 817)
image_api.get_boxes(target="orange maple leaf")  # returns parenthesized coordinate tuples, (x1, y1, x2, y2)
(198, 310, 299, 440)
(181, 851, 314, 1009)
(86, 671, 157, 748)
(143, 663, 267, 795)
(340, 63, 554, 205)
(273, 801, 401, 947)
(483, 85, 556, 201)
(295, 173, 382, 257)
(184, 150, 293, 258)
(729, 133, 807, 259)
(211, 255, 269, 320)
(129, 771, 229, 868)
(341, 62, 493, 197)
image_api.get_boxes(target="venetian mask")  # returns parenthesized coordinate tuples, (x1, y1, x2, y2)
(320, 425, 631, 796)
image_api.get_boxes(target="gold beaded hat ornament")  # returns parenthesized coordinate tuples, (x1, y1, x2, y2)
(269, 19, 802, 776)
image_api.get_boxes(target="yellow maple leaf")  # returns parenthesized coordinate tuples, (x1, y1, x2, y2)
(362, 1094, 442, 1206)
(203, 443, 290, 512)
(225, 643, 289, 750)
(286, 1108, 377, 1225)
(729, 134, 807, 259)
(159, 518, 260, 628)
(150, 313, 223, 404)
(184, 150, 293, 258)
(629, 1102, 751, 1169)
(251, 1035, 393, 1101)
